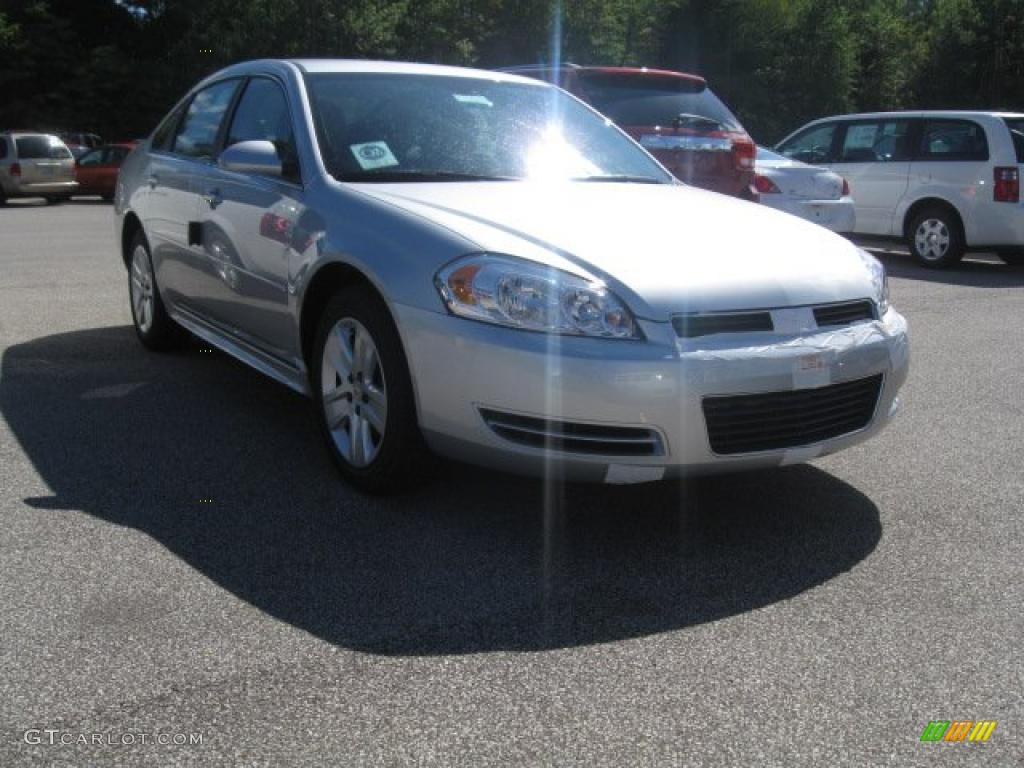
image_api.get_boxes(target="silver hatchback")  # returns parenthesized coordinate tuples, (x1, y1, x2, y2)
(0, 132, 78, 203)
(116, 59, 908, 493)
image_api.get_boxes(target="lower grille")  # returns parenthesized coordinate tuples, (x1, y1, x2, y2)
(673, 311, 773, 338)
(480, 408, 663, 456)
(813, 300, 875, 327)
(702, 374, 883, 455)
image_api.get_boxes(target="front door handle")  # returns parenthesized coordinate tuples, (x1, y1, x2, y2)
(205, 188, 223, 208)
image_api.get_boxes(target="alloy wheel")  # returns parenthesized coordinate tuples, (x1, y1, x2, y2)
(320, 318, 388, 467)
(914, 218, 950, 262)
(130, 245, 155, 333)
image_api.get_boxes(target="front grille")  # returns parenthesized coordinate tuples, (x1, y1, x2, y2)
(702, 374, 883, 455)
(673, 311, 773, 338)
(479, 408, 663, 456)
(813, 300, 875, 327)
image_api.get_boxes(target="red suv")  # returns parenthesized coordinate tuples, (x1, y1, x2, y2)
(501, 65, 755, 198)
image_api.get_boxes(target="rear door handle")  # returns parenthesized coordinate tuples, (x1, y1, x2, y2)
(147, 174, 158, 188)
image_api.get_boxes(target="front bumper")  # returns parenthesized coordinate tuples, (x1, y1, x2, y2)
(394, 303, 909, 482)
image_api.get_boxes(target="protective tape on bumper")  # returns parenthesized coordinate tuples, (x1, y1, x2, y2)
(676, 322, 890, 363)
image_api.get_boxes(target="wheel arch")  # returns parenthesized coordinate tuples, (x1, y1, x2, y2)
(299, 261, 389, 374)
(902, 197, 965, 242)
(120, 211, 144, 270)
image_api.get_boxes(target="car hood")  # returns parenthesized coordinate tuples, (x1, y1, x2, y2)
(350, 181, 875, 320)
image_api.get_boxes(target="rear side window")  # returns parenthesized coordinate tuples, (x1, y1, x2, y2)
(777, 123, 838, 164)
(917, 119, 988, 161)
(226, 77, 300, 181)
(173, 79, 240, 160)
(837, 120, 912, 163)
(1002, 118, 1024, 162)
(15, 136, 72, 159)
(576, 72, 744, 132)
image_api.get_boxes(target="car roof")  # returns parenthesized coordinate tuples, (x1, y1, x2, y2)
(1, 131, 63, 140)
(808, 110, 1024, 122)
(500, 63, 706, 85)
(208, 58, 544, 87)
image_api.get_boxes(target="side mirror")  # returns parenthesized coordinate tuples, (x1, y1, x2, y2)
(218, 140, 282, 177)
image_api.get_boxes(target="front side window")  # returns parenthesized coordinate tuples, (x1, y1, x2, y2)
(173, 79, 240, 160)
(304, 73, 673, 183)
(108, 146, 131, 163)
(78, 148, 105, 166)
(227, 77, 299, 181)
(777, 123, 837, 164)
(837, 120, 911, 163)
(152, 104, 186, 152)
(917, 120, 988, 161)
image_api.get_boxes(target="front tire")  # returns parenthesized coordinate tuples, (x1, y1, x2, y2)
(1000, 251, 1024, 267)
(129, 230, 181, 350)
(312, 286, 430, 494)
(907, 207, 964, 268)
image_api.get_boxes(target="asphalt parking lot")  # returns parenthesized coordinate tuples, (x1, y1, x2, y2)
(1, 199, 1022, 767)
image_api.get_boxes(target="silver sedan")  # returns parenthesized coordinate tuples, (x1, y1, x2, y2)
(115, 59, 909, 492)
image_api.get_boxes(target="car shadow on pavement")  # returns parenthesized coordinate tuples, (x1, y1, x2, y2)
(2, 326, 882, 655)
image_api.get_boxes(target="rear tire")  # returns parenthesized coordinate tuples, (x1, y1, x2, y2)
(312, 285, 431, 494)
(129, 230, 182, 350)
(907, 206, 964, 268)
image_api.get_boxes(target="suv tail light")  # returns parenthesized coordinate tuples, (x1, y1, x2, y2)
(753, 174, 780, 194)
(841, 178, 851, 196)
(994, 167, 1019, 202)
(10, 162, 20, 177)
(731, 137, 756, 171)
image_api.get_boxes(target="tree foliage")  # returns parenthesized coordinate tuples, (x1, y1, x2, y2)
(1, 0, 1023, 143)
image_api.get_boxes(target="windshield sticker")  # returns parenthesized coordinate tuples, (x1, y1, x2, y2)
(453, 93, 493, 107)
(350, 141, 398, 170)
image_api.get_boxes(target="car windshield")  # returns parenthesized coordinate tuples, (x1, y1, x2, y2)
(304, 73, 673, 183)
(576, 72, 744, 132)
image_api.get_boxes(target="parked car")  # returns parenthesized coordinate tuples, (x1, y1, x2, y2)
(500, 64, 756, 199)
(0, 131, 77, 204)
(776, 111, 1024, 267)
(116, 59, 908, 492)
(58, 131, 103, 159)
(754, 146, 855, 233)
(74, 142, 137, 200)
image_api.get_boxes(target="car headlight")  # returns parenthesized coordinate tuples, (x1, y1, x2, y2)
(858, 248, 890, 316)
(435, 254, 641, 338)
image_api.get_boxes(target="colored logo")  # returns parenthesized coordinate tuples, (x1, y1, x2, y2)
(920, 720, 997, 742)
(358, 145, 387, 161)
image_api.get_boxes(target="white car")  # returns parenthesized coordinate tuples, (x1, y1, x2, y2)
(753, 147, 855, 233)
(776, 111, 1024, 267)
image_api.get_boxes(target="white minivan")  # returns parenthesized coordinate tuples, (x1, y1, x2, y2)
(776, 111, 1024, 268)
